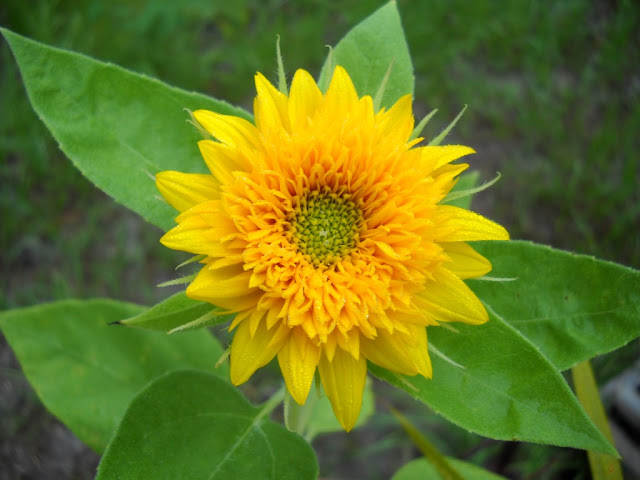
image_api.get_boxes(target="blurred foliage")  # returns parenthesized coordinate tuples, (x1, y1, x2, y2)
(0, 0, 638, 478)
(403, 0, 640, 269)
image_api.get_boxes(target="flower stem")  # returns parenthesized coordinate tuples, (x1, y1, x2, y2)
(284, 387, 318, 436)
(256, 386, 285, 422)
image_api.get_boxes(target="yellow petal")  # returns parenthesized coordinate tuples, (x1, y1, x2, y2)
(318, 346, 367, 432)
(156, 171, 219, 213)
(421, 145, 475, 172)
(431, 205, 510, 242)
(161, 218, 230, 257)
(277, 328, 321, 405)
(193, 110, 262, 152)
(441, 242, 492, 279)
(323, 65, 359, 118)
(248, 308, 266, 337)
(186, 265, 260, 311)
(198, 140, 249, 184)
(174, 200, 233, 229)
(230, 317, 288, 385)
(376, 94, 414, 144)
(335, 329, 360, 360)
(160, 200, 237, 257)
(189, 265, 252, 297)
(361, 325, 432, 378)
(288, 69, 323, 133)
(415, 267, 488, 325)
(228, 308, 252, 331)
(429, 162, 469, 200)
(254, 72, 290, 133)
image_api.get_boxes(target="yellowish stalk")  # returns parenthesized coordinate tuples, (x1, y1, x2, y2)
(571, 360, 622, 480)
(389, 405, 464, 480)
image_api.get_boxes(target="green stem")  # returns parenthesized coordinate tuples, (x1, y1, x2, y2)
(256, 386, 286, 422)
(388, 404, 464, 480)
(284, 387, 318, 437)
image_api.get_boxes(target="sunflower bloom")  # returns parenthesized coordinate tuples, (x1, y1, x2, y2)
(157, 66, 509, 431)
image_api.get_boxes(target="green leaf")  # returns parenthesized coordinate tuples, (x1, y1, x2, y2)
(0, 299, 228, 452)
(96, 370, 318, 480)
(443, 171, 479, 210)
(0, 28, 251, 231)
(119, 291, 233, 333)
(572, 361, 623, 479)
(370, 305, 616, 454)
(410, 108, 438, 141)
(318, 2, 414, 108)
(471, 240, 640, 371)
(429, 105, 467, 146)
(393, 458, 507, 480)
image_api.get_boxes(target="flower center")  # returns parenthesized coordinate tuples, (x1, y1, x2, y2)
(289, 189, 363, 266)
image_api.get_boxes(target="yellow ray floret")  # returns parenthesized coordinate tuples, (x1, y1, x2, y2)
(156, 65, 509, 431)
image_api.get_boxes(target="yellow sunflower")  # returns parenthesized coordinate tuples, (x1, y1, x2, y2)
(156, 66, 509, 431)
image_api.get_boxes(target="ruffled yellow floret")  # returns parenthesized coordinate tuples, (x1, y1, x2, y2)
(157, 66, 509, 431)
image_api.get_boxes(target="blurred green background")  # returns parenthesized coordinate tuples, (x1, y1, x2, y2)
(1, 0, 638, 479)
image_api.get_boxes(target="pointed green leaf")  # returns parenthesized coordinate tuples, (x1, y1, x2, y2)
(318, 2, 414, 107)
(119, 291, 233, 333)
(410, 108, 438, 141)
(443, 171, 479, 210)
(96, 370, 318, 480)
(370, 305, 616, 454)
(429, 105, 467, 146)
(471, 240, 640, 371)
(0, 299, 227, 452)
(443, 172, 500, 208)
(1, 28, 251, 231)
(276, 35, 288, 95)
(393, 458, 507, 480)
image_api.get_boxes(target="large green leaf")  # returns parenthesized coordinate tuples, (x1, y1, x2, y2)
(370, 306, 616, 454)
(393, 458, 507, 480)
(96, 370, 318, 480)
(318, 1, 414, 107)
(471, 240, 640, 371)
(1, 28, 250, 231)
(0, 299, 227, 452)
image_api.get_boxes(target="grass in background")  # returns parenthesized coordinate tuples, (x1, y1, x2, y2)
(401, 0, 639, 266)
(1, 0, 638, 478)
